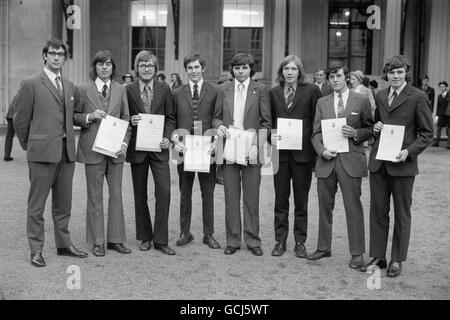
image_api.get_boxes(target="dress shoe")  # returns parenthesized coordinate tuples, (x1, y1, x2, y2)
(249, 247, 263, 256)
(349, 255, 364, 269)
(216, 177, 224, 185)
(307, 250, 331, 261)
(92, 244, 105, 257)
(294, 243, 307, 258)
(154, 244, 176, 255)
(3, 157, 13, 161)
(176, 232, 194, 246)
(387, 261, 402, 277)
(224, 246, 240, 255)
(203, 234, 221, 249)
(30, 253, 46, 267)
(139, 240, 152, 251)
(107, 242, 131, 254)
(57, 245, 88, 258)
(359, 257, 387, 272)
(271, 242, 286, 257)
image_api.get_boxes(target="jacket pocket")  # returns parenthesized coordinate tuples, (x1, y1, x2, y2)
(28, 134, 47, 140)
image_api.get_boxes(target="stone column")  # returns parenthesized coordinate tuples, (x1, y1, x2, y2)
(288, 0, 302, 57)
(0, 0, 10, 124)
(383, 0, 401, 59)
(271, 0, 287, 86)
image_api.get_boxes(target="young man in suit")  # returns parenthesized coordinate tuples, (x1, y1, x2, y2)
(362, 56, 433, 277)
(432, 81, 449, 148)
(171, 53, 221, 249)
(419, 75, 435, 113)
(214, 53, 272, 256)
(314, 69, 333, 97)
(126, 51, 176, 255)
(73, 50, 131, 257)
(269, 55, 322, 257)
(13, 38, 88, 267)
(308, 64, 373, 270)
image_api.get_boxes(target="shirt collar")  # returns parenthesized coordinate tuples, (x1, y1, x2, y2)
(189, 78, 204, 94)
(139, 79, 154, 93)
(334, 87, 350, 99)
(234, 77, 251, 92)
(389, 81, 407, 98)
(95, 78, 111, 92)
(43, 67, 61, 83)
(284, 83, 298, 94)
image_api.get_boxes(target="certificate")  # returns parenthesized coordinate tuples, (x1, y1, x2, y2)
(223, 127, 255, 165)
(277, 118, 303, 150)
(183, 135, 212, 173)
(321, 118, 349, 153)
(136, 113, 164, 152)
(376, 124, 405, 162)
(92, 115, 129, 158)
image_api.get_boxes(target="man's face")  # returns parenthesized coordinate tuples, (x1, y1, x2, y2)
(387, 67, 406, 90)
(282, 61, 299, 86)
(137, 60, 156, 82)
(96, 59, 113, 82)
(329, 68, 347, 93)
(186, 60, 204, 83)
(44, 46, 66, 73)
(440, 84, 448, 94)
(233, 64, 251, 83)
(422, 78, 429, 86)
(314, 71, 325, 84)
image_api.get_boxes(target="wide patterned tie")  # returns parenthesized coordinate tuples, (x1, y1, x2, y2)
(143, 85, 153, 113)
(286, 86, 295, 109)
(55, 76, 63, 97)
(337, 93, 345, 118)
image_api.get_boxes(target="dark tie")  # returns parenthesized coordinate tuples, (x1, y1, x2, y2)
(55, 76, 63, 97)
(102, 84, 108, 98)
(337, 93, 345, 118)
(389, 91, 398, 107)
(193, 83, 199, 101)
(142, 85, 153, 113)
(286, 86, 294, 109)
(192, 84, 200, 134)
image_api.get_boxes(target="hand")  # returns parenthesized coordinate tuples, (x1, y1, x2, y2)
(322, 149, 337, 160)
(173, 139, 185, 153)
(88, 109, 107, 122)
(248, 145, 258, 162)
(160, 137, 170, 150)
(271, 134, 282, 146)
(393, 149, 409, 163)
(115, 143, 127, 157)
(217, 125, 228, 139)
(373, 121, 383, 135)
(131, 115, 142, 126)
(208, 140, 217, 155)
(342, 125, 357, 139)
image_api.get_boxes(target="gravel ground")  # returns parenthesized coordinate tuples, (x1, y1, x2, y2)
(1, 135, 449, 300)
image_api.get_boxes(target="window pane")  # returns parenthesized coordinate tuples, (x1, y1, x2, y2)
(131, 0, 168, 27)
(223, 0, 264, 27)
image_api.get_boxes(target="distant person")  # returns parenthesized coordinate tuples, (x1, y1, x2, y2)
(156, 73, 166, 83)
(369, 80, 378, 99)
(419, 75, 435, 112)
(349, 70, 376, 116)
(170, 73, 183, 91)
(432, 81, 450, 148)
(122, 73, 133, 85)
(313, 68, 333, 96)
(3, 94, 17, 161)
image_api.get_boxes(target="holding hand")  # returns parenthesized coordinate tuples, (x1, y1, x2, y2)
(115, 142, 127, 157)
(217, 125, 229, 139)
(160, 137, 170, 150)
(173, 139, 185, 153)
(393, 149, 409, 163)
(322, 149, 337, 160)
(88, 109, 107, 122)
(271, 134, 282, 146)
(373, 121, 384, 135)
(131, 115, 142, 126)
(342, 125, 357, 139)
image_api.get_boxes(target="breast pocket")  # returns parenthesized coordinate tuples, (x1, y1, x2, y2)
(347, 114, 360, 127)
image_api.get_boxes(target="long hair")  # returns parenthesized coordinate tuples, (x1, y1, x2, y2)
(382, 55, 412, 82)
(89, 50, 116, 80)
(230, 53, 256, 78)
(276, 55, 305, 87)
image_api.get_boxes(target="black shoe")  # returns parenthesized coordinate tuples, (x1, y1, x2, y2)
(154, 244, 176, 255)
(31, 253, 46, 267)
(203, 234, 221, 249)
(359, 257, 387, 272)
(224, 246, 240, 255)
(3, 157, 13, 161)
(249, 247, 263, 256)
(92, 244, 105, 257)
(294, 243, 307, 258)
(139, 240, 152, 251)
(431, 142, 439, 147)
(349, 255, 364, 269)
(216, 177, 224, 185)
(57, 245, 88, 258)
(387, 261, 402, 277)
(307, 250, 331, 261)
(271, 242, 286, 257)
(107, 243, 131, 254)
(176, 232, 194, 246)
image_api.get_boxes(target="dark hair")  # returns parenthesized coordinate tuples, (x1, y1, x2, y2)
(369, 79, 378, 89)
(134, 50, 159, 78)
(183, 53, 206, 70)
(362, 76, 370, 87)
(171, 72, 181, 82)
(421, 75, 430, 81)
(89, 50, 116, 80)
(230, 53, 256, 78)
(42, 38, 68, 64)
(382, 55, 411, 82)
(327, 63, 349, 80)
(156, 73, 166, 81)
(276, 55, 305, 86)
(438, 81, 449, 87)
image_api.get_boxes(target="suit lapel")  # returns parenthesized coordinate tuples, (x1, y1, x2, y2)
(389, 84, 410, 112)
(289, 84, 304, 113)
(224, 82, 235, 117)
(326, 94, 337, 118)
(107, 81, 120, 114)
(243, 80, 257, 119)
(40, 71, 63, 105)
(129, 80, 146, 113)
(150, 81, 161, 113)
(343, 91, 358, 117)
(198, 82, 208, 106)
(86, 81, 102, 111)
(183, 84, 193, 108)
(275, 86, 289, 113)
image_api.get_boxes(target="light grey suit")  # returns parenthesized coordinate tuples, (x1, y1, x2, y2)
(311, 90, 373, 255)
(73, 80, 131, 245)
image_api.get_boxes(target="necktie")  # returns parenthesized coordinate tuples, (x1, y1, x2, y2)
(238, 83, 245, 98)
(389, 91, 398, 107)
(143, 85, 153, 113)
(192, 84, 200, 134)
(193, 84, 199, 101)
(286, 86, 294, 109)
(102, 84, 108, 98)
(55, 76, 63, 97)
(337, 93, 345, 118)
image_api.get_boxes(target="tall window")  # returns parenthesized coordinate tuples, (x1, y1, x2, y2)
(131, 0, 168, 70)
(328, 0, 373, 73)
(222, 0, 264, 73)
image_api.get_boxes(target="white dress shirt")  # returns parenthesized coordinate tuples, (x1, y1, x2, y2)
(233, 77, 251, 129)
(189, 78, 203, 97)
(95, 77, 111, 94)
(333, 88, 350, 118)
(43, 67, 62, 90)
(388, 81, 407, 106)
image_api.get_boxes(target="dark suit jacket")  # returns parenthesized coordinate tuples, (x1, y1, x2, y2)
(317, 82, 333, 96)
(125, 79, 176, 163)
(13, 70, 76, 163)
(312, 90, 373, 178)
(6, 94, 17, 120)
(73, 81, 131, 164)
(270, 83, 322, 163)
(213, 79, 272, 165)
(420, 85, 435, 111)
(436, 93, 449, 116)
(368, 84, 434, 177)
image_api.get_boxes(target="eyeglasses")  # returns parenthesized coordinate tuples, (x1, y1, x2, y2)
(138, 64, 155, 71)
(47, 51, 66, 57)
